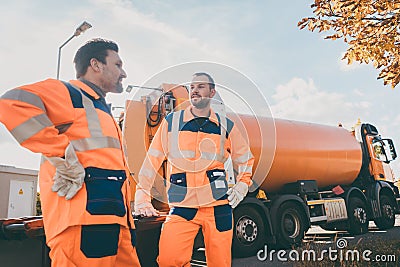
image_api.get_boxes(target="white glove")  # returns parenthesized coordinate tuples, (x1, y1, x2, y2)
(134, 188, 159, 217)
(46, 144, 85, 200)
(227, 181, 248, 208)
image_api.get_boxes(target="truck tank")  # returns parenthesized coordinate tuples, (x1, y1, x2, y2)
(235, 114, 363, 193)
(124, 93, 363, 196)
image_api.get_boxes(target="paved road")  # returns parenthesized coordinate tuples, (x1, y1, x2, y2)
(191, 215, 400, 266)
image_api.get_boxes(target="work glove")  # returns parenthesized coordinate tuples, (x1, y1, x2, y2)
(227, 181, 248, 209)
(134, 188, 159, 217)
(45, 144, 85, 200)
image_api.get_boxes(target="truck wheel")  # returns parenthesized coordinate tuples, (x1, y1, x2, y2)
(374, 194, 396, 230)
(276, 202, 307, 248)
(232, 205, 266, 258)
(347, 197, 368, 235)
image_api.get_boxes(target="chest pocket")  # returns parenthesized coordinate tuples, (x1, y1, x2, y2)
(207, 169, 228, 200)
(168, 172, 187, 203)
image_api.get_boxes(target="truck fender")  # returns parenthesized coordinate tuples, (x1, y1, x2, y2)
(269, 195, 311, 234)
(366, 181, 398, 218)
(343, 187, 367, 205)
(236, 197, 275, 244)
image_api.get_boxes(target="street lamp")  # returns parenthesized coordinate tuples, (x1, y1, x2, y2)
(56, 21, 92, 80)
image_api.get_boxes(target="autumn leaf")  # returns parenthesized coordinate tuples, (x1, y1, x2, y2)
(300, 0, 400, 88)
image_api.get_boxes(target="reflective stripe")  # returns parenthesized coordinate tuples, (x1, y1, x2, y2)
(40, 155, 46, 164)
(169, 111, 182, 158)
(179, 150, 196, 158)
(80, 91, 102, 137)
(218, 113, 227, 163)
(66, 84, 121, 152)
(139, 167, 157, 179)
(71, 136, 121, 151)
(122, 143, 129, 158)
(148, 148, 165, 158)
(201, 152, 217, 161)
(1, 89, 46, 111)
(233, 151, 254, 164)
(168, 110, 229, 162)
(238, 165, 253, 174)
(11, 113, 53, 143)
(201, 152, 226, 162)
(170, 149, 196, 159)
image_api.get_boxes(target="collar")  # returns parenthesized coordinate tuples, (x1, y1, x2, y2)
(69, 79, 104, 99)
(182, 106, 220, 126)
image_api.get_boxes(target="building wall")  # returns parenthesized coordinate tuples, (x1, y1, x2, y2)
(0, 165, 38, 219)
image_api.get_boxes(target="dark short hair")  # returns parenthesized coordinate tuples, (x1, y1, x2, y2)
(193, 72, 215, 90)
(74, 38, 119, 78)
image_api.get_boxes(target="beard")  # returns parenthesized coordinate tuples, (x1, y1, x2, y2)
(191, 97, 211, 109)
(115, 82, 124, 93)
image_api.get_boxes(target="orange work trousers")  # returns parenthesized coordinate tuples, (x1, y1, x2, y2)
(47, 224, 141, 267)
(158, 204, 233, 267)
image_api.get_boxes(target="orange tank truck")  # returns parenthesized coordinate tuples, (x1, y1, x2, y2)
(123, 84, 400, 258)
(238, 115, 363, 192)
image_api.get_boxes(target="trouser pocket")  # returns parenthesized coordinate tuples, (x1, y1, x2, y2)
(84, 167, 126, 216)
(214, 204, 233, 232)
(206, 169, 228, 200)
(81, 224, 120, 258)
(169, 206, 198, 221)
(168, 173, 187, 203)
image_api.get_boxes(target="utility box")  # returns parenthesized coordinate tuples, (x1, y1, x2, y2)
(0, 165, 38, 218)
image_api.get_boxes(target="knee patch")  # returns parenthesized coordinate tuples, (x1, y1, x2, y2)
(80, 224, 120, 258)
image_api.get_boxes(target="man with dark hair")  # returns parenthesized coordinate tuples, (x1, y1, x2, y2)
(135, 72, 254, 266)
(0, 38, 141, 266)
(192, 72, 215, 89)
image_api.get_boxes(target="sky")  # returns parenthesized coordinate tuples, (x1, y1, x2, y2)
(1, 0, 400, 177)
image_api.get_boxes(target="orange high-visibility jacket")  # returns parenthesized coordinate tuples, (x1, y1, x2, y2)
(0, 79, 134, 241)
(138, 106, 254, 207)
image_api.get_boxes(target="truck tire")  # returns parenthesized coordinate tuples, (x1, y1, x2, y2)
(276, 202, 307, 248)
(232, 205, 266, 258)
(374, 194, 396, 230)
(347, 197, 368, 235)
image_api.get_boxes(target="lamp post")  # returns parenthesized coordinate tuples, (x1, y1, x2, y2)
(56, 21, 92, 80)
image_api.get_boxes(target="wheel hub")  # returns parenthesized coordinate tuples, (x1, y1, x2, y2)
(283, 213, 300, 238)
(236, 216, 258, 243)
(382, 204, 394, 219)
(353, 207, 367, 224)
(284, 217, 295, 233)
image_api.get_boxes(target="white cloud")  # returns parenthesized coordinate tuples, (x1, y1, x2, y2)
(345, 101, 371, 109)
(0, 0, 244, 96)
(84, 0, 244, 81)
(353, 88, 365, 96)
(270, 77, 400, 177)
(394, 114, 400, 126)
(270, 77, 371, 128)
